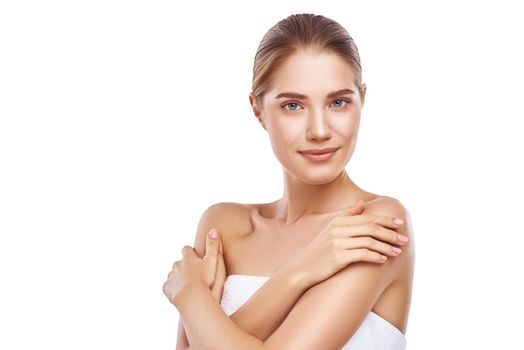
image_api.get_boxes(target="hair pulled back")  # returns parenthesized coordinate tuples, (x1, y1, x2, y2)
(251, 13, 364, 106)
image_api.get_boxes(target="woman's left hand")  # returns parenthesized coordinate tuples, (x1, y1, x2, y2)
(163, 228, 224, 307)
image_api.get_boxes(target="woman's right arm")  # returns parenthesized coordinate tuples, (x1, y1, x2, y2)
(176, 201, 407, 347)
(226, 257, 312, 339)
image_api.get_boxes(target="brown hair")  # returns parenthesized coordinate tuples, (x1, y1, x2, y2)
(251, 13, 364, 106)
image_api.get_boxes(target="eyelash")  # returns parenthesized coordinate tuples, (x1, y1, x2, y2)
(281, 98, 352, 111)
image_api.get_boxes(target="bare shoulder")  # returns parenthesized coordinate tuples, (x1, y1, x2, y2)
(191, 201, 253, 258)
(364, 195, 414, 241)
(261, 195, 415, 349)
(176, 201, 251, 349)
(364, 195, 415, 282)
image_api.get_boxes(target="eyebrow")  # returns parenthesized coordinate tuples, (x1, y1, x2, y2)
(274, 88, 355, 100)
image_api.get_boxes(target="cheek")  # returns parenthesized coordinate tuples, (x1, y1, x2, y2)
(269, 120, 302, 147)
(333, 115, 360, 137)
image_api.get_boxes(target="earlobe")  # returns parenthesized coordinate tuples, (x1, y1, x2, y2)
(257, 115, 267, 131)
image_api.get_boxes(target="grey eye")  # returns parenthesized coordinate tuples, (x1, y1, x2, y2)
(332, 98, 351, 108)
(285, 102, 299, 110)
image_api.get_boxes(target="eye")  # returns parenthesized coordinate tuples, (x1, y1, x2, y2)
(282, 101, 303, 111)
(331, 98, 352, 108)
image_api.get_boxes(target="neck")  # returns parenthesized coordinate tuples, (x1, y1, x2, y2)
(273, 170, 362, 225)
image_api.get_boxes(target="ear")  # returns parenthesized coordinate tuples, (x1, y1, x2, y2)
(249, 93, 267, 131)
(359, 83, 367, 107)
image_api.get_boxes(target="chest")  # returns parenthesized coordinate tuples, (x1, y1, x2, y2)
(224, 218, 328, 277)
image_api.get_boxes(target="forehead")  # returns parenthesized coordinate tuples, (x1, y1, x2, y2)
(265, 50, 358, 98)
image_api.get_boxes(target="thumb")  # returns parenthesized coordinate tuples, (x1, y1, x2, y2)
(203, 228, 220, 265)
(343, 199, 365, 215)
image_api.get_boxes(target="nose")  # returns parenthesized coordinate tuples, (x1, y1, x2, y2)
(306, 108, 331, 142)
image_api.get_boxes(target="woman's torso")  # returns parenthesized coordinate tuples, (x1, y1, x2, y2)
(220, 192, 412, 335)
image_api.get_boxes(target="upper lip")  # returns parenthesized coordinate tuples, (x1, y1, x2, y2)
(299, 147, 339, 155)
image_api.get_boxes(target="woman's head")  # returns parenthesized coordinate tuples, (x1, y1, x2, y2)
(249, 13, 367, 184)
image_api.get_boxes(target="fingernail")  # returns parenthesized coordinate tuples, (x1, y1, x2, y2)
(393, 218, 404, 225)
(392, 246, 402, 254)
(208, 229, 217, 239)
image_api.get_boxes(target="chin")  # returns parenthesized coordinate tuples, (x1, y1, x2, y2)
(295, 167, 344, 185)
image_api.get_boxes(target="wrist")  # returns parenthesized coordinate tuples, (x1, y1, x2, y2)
(173, 281, 209, 309)
(277, 261, 311, 292)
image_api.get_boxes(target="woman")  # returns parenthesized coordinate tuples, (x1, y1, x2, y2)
(163, 13, 415, 350)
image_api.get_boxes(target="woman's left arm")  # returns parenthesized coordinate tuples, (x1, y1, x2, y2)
(166, 229, 265, 349)
(166, 198, 414, 350)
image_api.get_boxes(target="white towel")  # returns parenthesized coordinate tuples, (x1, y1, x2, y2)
(220, 274, 407, 350)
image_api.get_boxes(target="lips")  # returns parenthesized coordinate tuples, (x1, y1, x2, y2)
(299, 147, 339, 155)
(298, 147, 338, 162)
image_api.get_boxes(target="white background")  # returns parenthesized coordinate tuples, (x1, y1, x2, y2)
(1, 1, 523, 349)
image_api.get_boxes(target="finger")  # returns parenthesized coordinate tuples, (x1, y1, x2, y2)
(218, 233, 224, 256)
(203, 228, 220, 264)
(162, 281, 173, 303)
(215, 252, 226, 284)
(215, 237, 226, 285)
(331, 222, 408, 246)
(343, 248, 388, 265)
(181, 245, 194, 256)
(341, 236, 402, 257)
(211, 251, 227, 302)
(335, 212, 406, 231)
(341, 199, 365, 216)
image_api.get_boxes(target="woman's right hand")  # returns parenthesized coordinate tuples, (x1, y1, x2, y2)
(288, 199, 409, 287)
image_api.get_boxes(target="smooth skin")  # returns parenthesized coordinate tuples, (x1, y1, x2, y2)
(164, 48, 415, 349)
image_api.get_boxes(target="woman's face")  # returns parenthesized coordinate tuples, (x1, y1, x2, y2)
(250, 49, 366, 185)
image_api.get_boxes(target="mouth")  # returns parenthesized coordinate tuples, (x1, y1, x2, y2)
(298, 147, 339, 162)
(298, 147, 339, 155)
